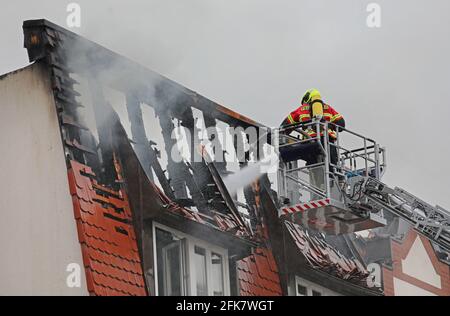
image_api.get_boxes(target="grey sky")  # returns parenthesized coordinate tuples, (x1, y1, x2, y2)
(1, 0, 450, 208)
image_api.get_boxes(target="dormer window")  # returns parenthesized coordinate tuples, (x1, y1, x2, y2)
(154, 223, 230, 296)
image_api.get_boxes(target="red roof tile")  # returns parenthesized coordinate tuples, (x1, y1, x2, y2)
(152, 183, 251, 238)
(285, 221, 369, 284)
(68, 160, 147, 296)
(237, 248, 282, 296)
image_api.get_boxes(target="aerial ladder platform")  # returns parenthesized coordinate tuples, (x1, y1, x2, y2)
(273, 119, 450, 253)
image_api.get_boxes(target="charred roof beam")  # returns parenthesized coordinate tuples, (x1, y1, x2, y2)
(156, 107, 211, 213)
(87, 77, 118, 185)
(202, 113, 227, 175)
(126, 93, 154, 181)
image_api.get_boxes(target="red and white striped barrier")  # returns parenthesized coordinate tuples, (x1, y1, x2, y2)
(281, 198, 331, 216)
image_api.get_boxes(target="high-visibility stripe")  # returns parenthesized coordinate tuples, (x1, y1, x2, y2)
(328, 129, 337, 138)
(287, 114, 295, 124)
(299, 114, 310, 121)
(331, 114, 343, 122)
(306, 129, 337, 139)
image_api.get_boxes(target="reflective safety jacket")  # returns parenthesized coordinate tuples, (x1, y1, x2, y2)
(285, 103, 344, 139)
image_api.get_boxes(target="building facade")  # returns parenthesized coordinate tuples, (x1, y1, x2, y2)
(0, 19, 447, 296)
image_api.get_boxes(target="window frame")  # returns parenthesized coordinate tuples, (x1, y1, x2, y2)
(160, 237, 186, 296)
(294, 276, 339, 296)
(153, 222, 230, 296)
(192, 245, 208, 296)
(296, 283, 308, 296)
(210, 252, 225, 296)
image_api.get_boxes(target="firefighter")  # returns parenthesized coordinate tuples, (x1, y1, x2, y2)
(282, 88, 346, 168)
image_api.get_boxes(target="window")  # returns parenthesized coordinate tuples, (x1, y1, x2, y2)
(194, 246, 208, 296)
(294, 276, 338, 296)
(211, 253, 224, 296)
(154, 223, 229, 296)
(312, 290, 322, 296)
(156, 228, 186, 296)
(297, 284, 308, 296)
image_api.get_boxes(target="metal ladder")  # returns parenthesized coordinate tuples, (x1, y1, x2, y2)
(362, 177, 450, 253)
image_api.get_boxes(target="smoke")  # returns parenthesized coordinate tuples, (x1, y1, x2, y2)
(60, 34, 193, 194)
(1, 0, 449, 208)
(223, 152, 279, 196)
(223, 162, 263, 196)
(65, 33, 186, 142)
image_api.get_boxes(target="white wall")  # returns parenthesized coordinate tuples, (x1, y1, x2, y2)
(393, 277, 436, 296)
(402, 236, 442, 289)
(0, 63, 88, 295)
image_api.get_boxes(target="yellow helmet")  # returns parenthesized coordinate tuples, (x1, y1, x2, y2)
(302, 88, 322, 104)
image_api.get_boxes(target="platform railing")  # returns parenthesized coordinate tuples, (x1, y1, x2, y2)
(276, 119, 386, 206)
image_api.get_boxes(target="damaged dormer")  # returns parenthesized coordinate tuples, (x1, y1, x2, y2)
(0, 19, 389, 296)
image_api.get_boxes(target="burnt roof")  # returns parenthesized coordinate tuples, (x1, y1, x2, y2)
(20, 19, 385, 296)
